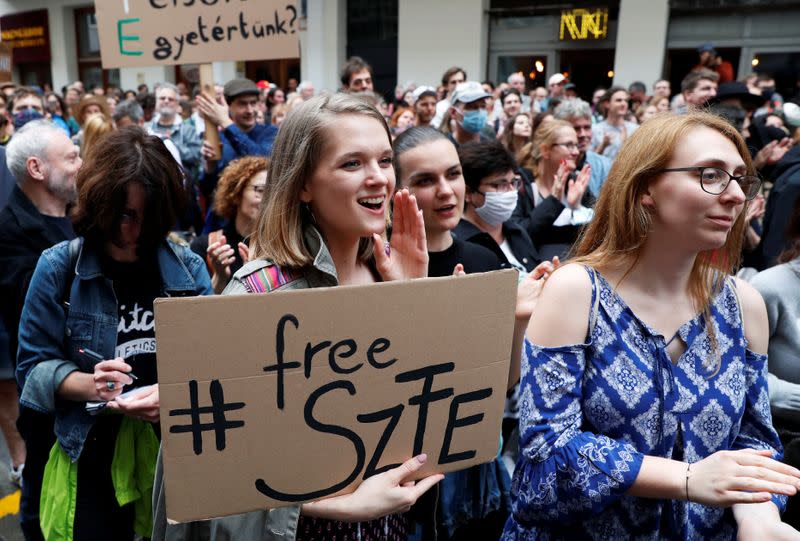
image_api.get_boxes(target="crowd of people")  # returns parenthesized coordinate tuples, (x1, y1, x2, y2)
(0, 44, 799, 541)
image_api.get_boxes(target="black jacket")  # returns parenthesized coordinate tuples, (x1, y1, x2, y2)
(759, 146, 800, 268)
(453, 218, 541, 272)
(0, 185, 75, 362)
(511, 168, 594, 259)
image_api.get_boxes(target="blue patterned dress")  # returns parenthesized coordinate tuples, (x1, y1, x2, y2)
(502, 266, 786, 540)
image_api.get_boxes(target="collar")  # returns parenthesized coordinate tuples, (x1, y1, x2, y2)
(302, 224, 339, 283)
(76, 238, 197, 293)
(8, 185, 68, 243)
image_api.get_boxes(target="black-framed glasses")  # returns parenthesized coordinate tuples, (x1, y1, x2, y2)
(658, 166, 761, 201)
(476, 176, 522, 194)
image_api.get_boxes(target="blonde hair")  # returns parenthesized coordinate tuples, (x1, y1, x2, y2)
(571, 112, 752, 373)
(249, 93, 391, 267)
(517, 119, 573, 172)
(81, 115, 113, 159)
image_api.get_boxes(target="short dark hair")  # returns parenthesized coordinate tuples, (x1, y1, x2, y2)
(602, 86, 629, 103)
(441, 66, 467, 87)
(629, 81, 647, 94)
(8, 86, 43, 112)
(393, 126, 451, 184)
(682, 69, 719, 93)
(72, 126, 186, 253)
(340, 56, 373, 88)
(500, 87, 521, 106)
(457, 140, 518, 192)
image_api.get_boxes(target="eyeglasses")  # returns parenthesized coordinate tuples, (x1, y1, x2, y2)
(477, 176, 522, 194)
(249, 184, 266, 195)
(658, 166, 761, 201)
(552, 142, 579, 151)
(120, 210, 142, 224)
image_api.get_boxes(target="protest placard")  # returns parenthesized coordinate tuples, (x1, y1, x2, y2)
(94, 0, 300, 68)
(154, 270, 518, 523)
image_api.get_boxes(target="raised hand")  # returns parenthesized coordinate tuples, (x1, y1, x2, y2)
(373, 189, 428, 282)
(566, 164, 591, 209)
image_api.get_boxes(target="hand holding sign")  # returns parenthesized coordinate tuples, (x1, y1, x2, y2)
(301, 454, 443, 521)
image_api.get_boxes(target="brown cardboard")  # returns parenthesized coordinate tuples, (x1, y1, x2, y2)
(154, 270, 518, 523)
(94, 0, 300, 69)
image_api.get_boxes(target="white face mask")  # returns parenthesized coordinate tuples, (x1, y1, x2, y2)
(474, 190, 518, 226)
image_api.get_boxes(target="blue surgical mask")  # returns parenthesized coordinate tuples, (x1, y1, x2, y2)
(461, 109, 487, 134)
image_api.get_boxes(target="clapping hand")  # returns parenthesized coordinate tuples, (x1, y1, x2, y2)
(373, 189, 428, 282)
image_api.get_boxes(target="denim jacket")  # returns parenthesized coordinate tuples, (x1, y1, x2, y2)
(16, 237, 212, 462)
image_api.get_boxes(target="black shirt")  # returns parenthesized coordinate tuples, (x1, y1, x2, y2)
(40, 214, 75, 241)
(190, 220, 247, 278)
(102, 255, 162, 388)
(428, 235, 502, 278)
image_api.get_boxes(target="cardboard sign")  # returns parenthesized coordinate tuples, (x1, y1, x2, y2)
(94, 0, 300, 69)
(154, 270, 517, 523)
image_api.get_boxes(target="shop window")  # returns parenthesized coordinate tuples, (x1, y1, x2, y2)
(497, 56, 549, 91)
(74, 7, 119, 92)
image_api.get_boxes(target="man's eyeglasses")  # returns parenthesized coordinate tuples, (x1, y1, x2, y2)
(477, 176, 522, 194)
(658, 166, 761, 201)
(552, 142, 579, 151)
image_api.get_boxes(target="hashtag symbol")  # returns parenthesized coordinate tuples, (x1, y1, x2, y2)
(168, 379, 246, 455)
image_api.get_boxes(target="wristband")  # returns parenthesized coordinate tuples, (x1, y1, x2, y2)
(685, 462, 692, 502)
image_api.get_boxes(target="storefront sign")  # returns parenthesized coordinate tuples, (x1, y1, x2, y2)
(154, 271, 517, 522)
(559, 8, 609, 41)
(0, 9, 51, 64)
(94, 0, 300, 68)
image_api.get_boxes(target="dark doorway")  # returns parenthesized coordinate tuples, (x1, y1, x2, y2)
(346, 0, 398, 101)
(559, 49, 616, 102)
(665, 47, 740, 96)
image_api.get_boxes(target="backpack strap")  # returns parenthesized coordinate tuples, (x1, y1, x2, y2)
(242, 263, 301, 294)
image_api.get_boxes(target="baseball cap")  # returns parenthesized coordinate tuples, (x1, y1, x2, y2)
(548, 74, 567, 86)
(256, 80, 270, 90)
(223, 78, 260, 103)
(563, 83, 577, 91)
(451, 81, 491, 104)
(412, 85, 437, 101)
(783, 102, 800, 128)
(697, 42, 716, 54)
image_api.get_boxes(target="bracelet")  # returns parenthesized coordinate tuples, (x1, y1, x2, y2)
(685, 462, 692, 502)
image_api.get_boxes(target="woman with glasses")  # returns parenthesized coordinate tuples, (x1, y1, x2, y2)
(514, 119, 593, 260)
(503, 112, 800, 540)
(190, 156, 267, 294)
(453, 140, 542, 274)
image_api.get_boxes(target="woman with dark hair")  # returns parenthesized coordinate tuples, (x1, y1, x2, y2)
(503, 112, 800, 540)
(500, 113, 532, 157)
(191, 156, 267, 293)
(751, 196, 800, 529)
(266, 86, 285, 123)
(16, 126, 212, 540)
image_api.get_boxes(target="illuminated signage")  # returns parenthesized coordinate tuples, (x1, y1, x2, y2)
(0, 9, 51, 63)
(560, 8, 609, 41)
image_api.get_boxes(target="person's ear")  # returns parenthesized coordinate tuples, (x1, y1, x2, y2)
(641, 184, 656, 208)
(299, 183, 312, 204)
(26, 156, 46, 182)
(540, 144, 551, 161)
